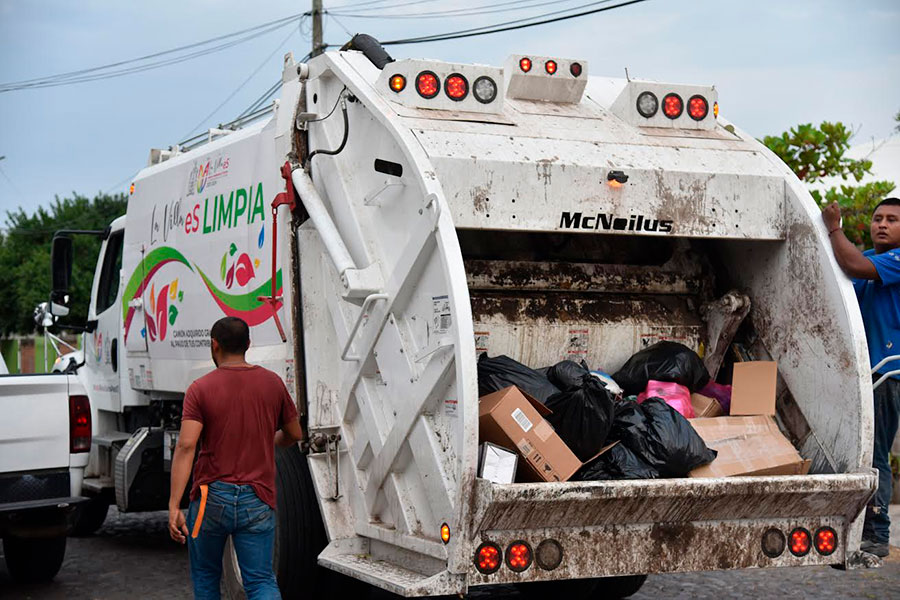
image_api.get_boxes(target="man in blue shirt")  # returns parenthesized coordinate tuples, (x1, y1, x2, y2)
(824, 197, 900, 558)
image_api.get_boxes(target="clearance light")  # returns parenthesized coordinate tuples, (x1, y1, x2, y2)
(475, 542, 502, 574)
(761, 528, 786, 558)
(607, 170, 628, 186)
(789, 528, 811, 557)
(416, 71, 440, 99)
(473, 76, 498, 104)
(636, 91, 658, 118)
(389, 74, 406, 93)
(688, 95, 709, 121)
(814, 527, 837, 556)
(545, 60, 557, 75)
(129, 183, 135, 195)
(506, 541, 532, 572)
(714, 101, 719, 118)
(570, 62, 582, 77)
(535, 539, 563, 570)
(445, 73, 469, 101)
(519, 57, 532, 72)
(441, 523, 451, 544)
(663, 93, 683, 119)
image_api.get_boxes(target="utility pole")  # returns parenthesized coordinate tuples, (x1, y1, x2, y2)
(312, 0, 324, 57)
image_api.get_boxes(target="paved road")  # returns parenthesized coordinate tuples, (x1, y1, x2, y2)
(2, 508, 898, 599)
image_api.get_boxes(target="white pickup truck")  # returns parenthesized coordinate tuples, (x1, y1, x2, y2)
(0, 361, 91, 582)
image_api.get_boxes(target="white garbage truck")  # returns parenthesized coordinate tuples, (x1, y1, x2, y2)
(36, 38, 877, 597)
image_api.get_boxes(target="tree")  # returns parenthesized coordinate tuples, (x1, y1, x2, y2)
(0, 192, 127, 335)
(763, 121, 896, 247)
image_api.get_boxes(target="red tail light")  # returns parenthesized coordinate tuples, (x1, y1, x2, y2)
(688, 95, 709, 121)
(663, 93, 683, 119)
(519, 57, 532, 72)
(445, 74, 468, 101)
(475, 542, 502, 574)
(789, 528, 811, 557)
(506, 541, 533, 572)
(814, 527, 837, 556)
(416, 71, 439, 99)
(545, 60, 557, 75)
(570, 62, 582, 77)
(69, 395, 91, 453)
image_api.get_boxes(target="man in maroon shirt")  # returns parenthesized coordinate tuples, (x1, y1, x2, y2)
(168, 317, 303, 599)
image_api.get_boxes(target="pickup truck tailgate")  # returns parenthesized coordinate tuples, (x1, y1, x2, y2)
(0, 375, 71, 472)
(468, 473, 875, 584)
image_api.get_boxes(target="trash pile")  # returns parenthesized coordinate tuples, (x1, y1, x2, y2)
(477, 342, 810, 484)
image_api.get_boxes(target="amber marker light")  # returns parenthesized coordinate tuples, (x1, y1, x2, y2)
(714, 101, 719, 118)
(129, 183, 135, 194)
(441, 523, 451, 544)
(389, 74, 406, 93)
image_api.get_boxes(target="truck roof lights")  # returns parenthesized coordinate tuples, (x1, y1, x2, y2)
(636, 91, 658, 118)
(519, 57, 532, 72)
(814, 527, 837, 556)
(545, 60, 557, 75)
(416, 71, 440, 99)
(663, 93, 683, 119)
(473, 76, 498, 104)
(789, 527, 811, 557)
(69, 395, 91, 453)
(475, 542, 502, 574)
(570, 62, 583, 77)
(389, 74, 406, 93)
(535, 539, 563, 570)
(445, 73, 468, 101)
(688, 95, 709, 121)
(506, 541, 533, 572)
(761, 528, 786, 558)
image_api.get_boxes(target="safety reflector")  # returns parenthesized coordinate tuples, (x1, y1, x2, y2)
(389, 74, 406, 93)
(814, 527, 837, 556)
(475, 543, 502, 574)
(789, 528, 811, 557)
(506, 541, 532, 572)
(416, 71, 439, 99)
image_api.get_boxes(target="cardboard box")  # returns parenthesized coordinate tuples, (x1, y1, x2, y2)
(690, 393, 724, 419)
(479, 386, 582, 483)
(688, 416, 811, 477)
(478, 442, 518, 484)
(730, 361, 777, 415)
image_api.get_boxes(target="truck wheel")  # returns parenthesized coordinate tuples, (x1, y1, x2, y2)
(2, 535, 67, 583)
(222, 445, 368, 598)
(72, 497, 110, 536)
(517, 575, 647, 600)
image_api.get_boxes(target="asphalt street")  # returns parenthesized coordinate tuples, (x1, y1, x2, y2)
(2, 507, 898, 599)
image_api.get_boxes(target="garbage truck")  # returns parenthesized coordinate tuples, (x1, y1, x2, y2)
(35, 39, 878, 597)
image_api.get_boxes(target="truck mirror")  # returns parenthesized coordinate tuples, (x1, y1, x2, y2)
(51, 235, 73, 300)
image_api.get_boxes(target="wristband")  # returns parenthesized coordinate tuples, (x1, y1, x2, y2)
(828, 227, 841, 236)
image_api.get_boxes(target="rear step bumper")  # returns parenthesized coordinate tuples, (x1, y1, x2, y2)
(467, 472, 876, 583)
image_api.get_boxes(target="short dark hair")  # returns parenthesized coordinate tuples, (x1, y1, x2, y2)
(874, 197, 900, 212)
(210, 317, 250, 354)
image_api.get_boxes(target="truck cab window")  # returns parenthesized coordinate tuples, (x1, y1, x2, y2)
(96, 231, 124, 314)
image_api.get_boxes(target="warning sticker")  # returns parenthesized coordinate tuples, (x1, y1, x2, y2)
(511, 408, 533, 433)
(516, 438, 534, 458)
(475, 331, 490, 353)
(432, 295, 452, 334)
(567, 329, 589, 356)
(444, 398, 458, 418)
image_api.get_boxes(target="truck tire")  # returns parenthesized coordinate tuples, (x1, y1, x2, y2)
(517, 574, 647, 600)
(222, 445, 368, 599)
(72, 497, 110, 536)
(2, 535, 67, 583)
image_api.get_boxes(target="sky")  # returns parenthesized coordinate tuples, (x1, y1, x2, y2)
(0, 0, 898, 219)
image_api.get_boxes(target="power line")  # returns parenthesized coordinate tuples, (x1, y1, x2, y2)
(0, 163, 23, 196)
(331, 0, 580, 19)
(326, 0, 441, 12)
(378, 0, 647, 46)
(0, 15, 302, 93)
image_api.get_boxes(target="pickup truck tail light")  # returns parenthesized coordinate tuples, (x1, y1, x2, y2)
(70, 395, 91, 453)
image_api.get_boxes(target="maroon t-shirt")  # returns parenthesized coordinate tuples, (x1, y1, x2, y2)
(182, 365, 298, 508)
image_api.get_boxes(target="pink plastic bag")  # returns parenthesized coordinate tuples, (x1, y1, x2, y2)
(698, 381, 732, 414)
(637, 380, 695, 419)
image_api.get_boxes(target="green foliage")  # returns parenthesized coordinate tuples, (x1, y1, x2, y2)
(0, 193, 127, 335)
(762, 121, 871, 183)
(763, 121, 896, 248)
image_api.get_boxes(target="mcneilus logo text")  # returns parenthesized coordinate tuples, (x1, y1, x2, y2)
(559, 211, 673, 233)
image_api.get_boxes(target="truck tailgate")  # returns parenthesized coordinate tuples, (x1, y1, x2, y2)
(468, 472, 875, 583)
(0, 375, 71, 472)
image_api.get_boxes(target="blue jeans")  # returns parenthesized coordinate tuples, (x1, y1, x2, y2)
(187, 481, 280, 599)
(863, 377, 900, 544)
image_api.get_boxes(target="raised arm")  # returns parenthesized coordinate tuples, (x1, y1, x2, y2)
(822, 202, 879, 280)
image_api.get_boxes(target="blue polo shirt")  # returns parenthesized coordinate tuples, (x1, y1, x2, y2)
(854, 248, 900, 379)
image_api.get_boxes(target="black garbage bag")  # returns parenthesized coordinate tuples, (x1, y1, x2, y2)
(477, 353, 561, 403)
(544, 375, 616, 462)
(610, 397, 716, 477)
(612, 341, 710, 395)
(576, 443, 659, 481)
(546, 359, 592, 391)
